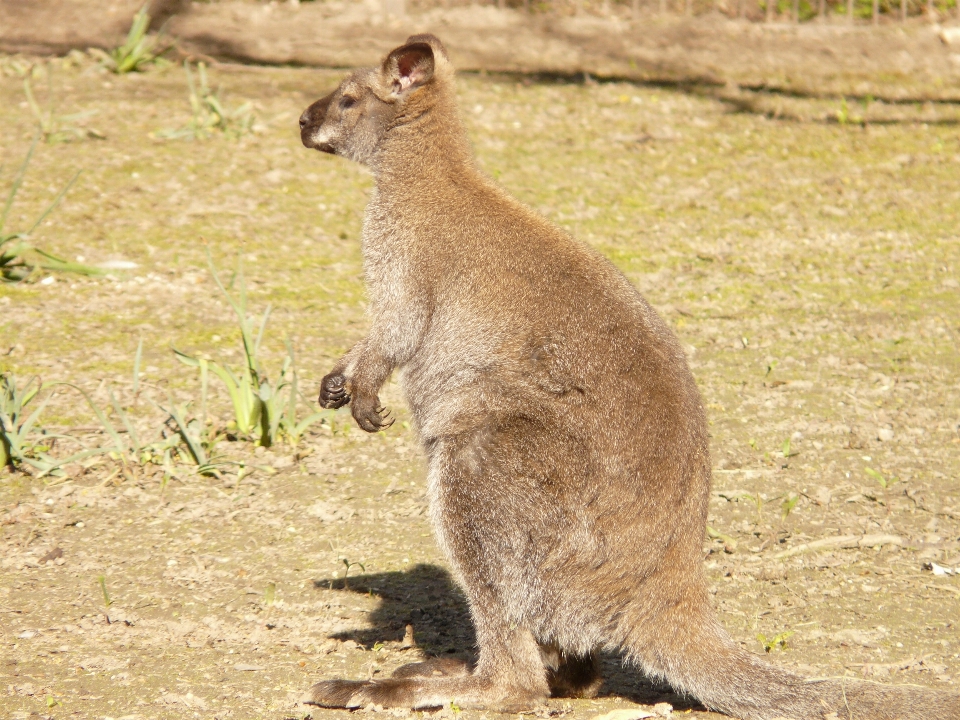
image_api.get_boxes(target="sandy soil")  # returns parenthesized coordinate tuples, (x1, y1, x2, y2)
(1, 50, 959, 720)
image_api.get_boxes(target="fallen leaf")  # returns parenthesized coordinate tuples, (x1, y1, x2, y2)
(39, 547, 63, 564)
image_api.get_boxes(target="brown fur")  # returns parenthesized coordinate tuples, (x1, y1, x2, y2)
(298, 35, 960, 720)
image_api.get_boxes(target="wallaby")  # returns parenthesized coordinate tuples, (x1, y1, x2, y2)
(298, 34, 960, 720)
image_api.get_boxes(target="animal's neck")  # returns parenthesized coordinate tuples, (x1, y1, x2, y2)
(372, 90, 476, 200)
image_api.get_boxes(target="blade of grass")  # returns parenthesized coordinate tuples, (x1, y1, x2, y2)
(205, 249, 245, 329)
(253, 304, 272, 360)
(172, 347, 201, 368)
(292, 412, 327, 442)
(199, 357, 208, 428)
(132, 337, 143, 396)
(17, 375, 42, 408)
(19, 455, 55, 473)
(54, 382, 127, 454)
(13, 392, 56, 452)
(0, 138, 38, 236)
(23, 78, 49, 137)
(34, 248, 104, 276)
(98, 575, 112, 607)
(154, 397, 206, 467)
(23, 171, 81, 236)
(211, 362, 259, 436)
(34, 446, 118, 479)
(284, 339, 298, 430)
(107, 387, 140, 455)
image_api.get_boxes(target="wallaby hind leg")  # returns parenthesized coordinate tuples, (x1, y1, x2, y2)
(306, 436, 552, 710)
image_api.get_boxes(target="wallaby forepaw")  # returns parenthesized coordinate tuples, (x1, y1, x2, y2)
(352, 396, 395, 433)
(318, 373, 350, 409)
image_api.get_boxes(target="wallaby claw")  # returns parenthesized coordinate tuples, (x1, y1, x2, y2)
(319, 372, 350, 409)
(353, 397, 393, 433)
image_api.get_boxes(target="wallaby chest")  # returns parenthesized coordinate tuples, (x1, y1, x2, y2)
(359, 194, 433, 367)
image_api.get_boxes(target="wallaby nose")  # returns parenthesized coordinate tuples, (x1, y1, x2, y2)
(299, 113, 308, 130)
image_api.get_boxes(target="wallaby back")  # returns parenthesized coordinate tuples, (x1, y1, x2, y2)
(299, 34, 960, 720)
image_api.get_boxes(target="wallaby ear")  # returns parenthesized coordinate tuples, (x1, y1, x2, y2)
(382, 41, 435, 97)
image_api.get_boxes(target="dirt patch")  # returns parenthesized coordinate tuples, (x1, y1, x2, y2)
(1, 51, 959, 719)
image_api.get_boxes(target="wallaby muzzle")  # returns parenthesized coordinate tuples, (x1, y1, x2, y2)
(299, 92, 335, 154)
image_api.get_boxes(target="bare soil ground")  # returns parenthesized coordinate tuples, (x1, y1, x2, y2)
(1, 51, 959, 720)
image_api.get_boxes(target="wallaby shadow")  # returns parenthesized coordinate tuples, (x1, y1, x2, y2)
(312, 563, 703, 710)
(316, 563, 477, 659)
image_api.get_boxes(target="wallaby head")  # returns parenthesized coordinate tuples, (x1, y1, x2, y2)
(299, 34, 453, 166)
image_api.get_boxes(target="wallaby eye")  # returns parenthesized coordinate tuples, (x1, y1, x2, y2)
(339, 96, 356, 110)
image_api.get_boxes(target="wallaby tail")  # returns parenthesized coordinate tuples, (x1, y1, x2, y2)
(624, 601, 960, 720)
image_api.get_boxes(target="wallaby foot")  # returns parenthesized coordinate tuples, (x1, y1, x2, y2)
(318, 372, 349, 409)
(307, 597, 551, 710)
(392, 657, 472, 679)
(304, 673, 546, 711)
